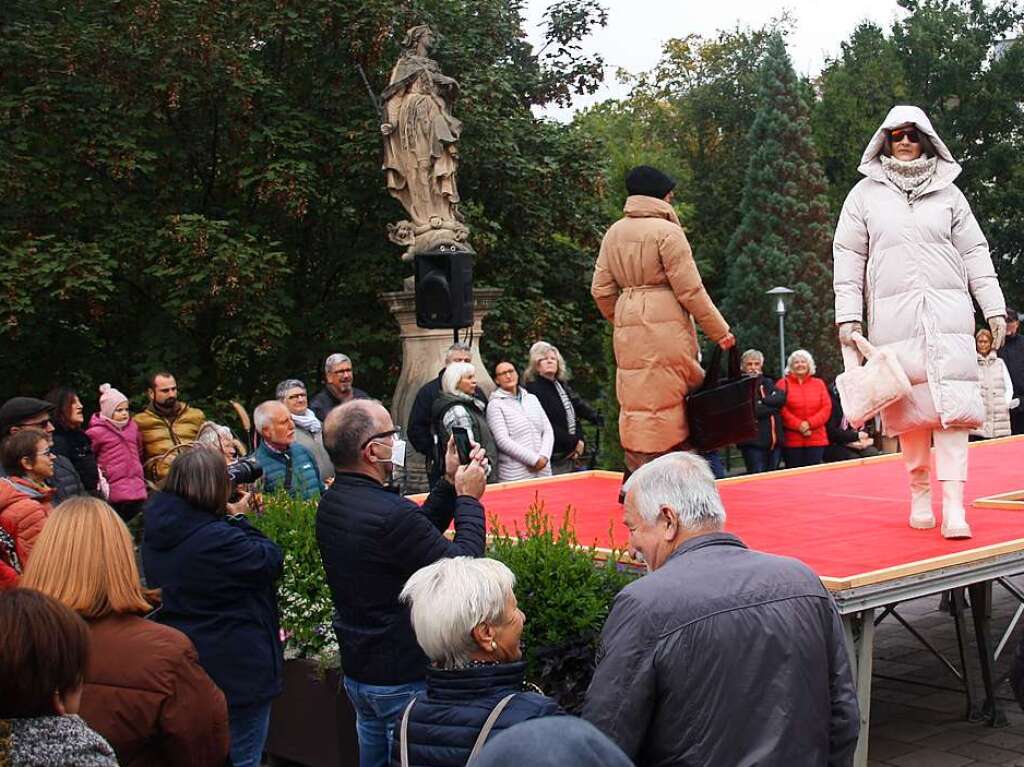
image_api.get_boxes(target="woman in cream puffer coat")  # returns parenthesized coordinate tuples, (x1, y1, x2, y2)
(486, 361, 554, 482)
(833, 105, 1007, 538)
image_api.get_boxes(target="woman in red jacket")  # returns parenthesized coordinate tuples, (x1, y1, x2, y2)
(22, 496, 229, 767)
(777, 349, 832, 468)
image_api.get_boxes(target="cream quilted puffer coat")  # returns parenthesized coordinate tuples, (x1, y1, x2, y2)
(833, 105, 1006, 436)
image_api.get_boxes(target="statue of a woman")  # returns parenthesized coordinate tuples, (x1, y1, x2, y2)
(381, 25, 469, 259)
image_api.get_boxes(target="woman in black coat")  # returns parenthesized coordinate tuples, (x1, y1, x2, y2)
(522, 342, 600, 475)
(142, 447, 283, 767)
(46, 386, 100, 495)
(394, 557, 562, 767)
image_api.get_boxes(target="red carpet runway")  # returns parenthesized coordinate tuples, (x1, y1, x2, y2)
(450, 436, 1024, 590)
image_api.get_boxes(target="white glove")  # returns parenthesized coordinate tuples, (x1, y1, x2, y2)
(989, 316, 1007, 350)
(838, 321, 862, 348)
(1009, 398, 1020, 410)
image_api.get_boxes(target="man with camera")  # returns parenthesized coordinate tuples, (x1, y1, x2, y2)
(316, 400, 487, 767)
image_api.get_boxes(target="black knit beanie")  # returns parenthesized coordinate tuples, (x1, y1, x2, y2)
(625, 165, 676, 199)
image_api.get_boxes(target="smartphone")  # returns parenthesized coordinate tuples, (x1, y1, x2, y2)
(451, 426, 473, 465)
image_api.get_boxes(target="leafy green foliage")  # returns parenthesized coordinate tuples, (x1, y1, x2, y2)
(489, 498, 634, 711)
(252, 491, 337, 667)
(721, 35, 837, 378)
(0, 0, 611, 411)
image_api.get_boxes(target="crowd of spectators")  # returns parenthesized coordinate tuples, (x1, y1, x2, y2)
(2, 317, 1022, 766)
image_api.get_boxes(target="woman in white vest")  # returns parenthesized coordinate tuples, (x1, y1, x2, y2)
(973, 328, 1018, 440)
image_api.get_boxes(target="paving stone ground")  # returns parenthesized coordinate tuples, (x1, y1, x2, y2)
(867, 576, 1024, 766)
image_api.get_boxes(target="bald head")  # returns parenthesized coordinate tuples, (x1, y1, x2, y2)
(324, 400, 388, 470)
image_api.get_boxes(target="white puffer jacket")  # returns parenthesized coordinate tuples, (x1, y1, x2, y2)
(486, 387, 554, 482)
(834, 105, 1006, 436)
(973, 352, 1014, 439)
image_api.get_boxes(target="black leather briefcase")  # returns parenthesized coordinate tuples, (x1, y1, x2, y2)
(685, 345, 758, 452)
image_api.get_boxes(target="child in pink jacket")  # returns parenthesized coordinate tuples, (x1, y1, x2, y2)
(86, 384, 147, 521)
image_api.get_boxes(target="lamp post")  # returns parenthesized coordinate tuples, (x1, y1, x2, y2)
(766, 287, 795, 378)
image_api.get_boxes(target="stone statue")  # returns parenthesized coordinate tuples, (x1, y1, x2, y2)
(381, 25, 470, 260)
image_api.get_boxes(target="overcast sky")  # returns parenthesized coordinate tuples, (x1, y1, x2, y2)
(522, 0, 908, 119)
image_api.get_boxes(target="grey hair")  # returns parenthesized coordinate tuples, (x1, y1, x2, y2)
(323, 400, 379, 469)
(275, 379, 306, 400)
(740, 349, 764, 366)
(785, 349, 816, 376)
(522, 341, 569, 383)
(195, 421, 232, 448)
(441, 362, 475, 396)
(622, 452, 726, 531)
(444, 342, 473, 364)
(401, 557, 516, 669)
(253, 400, 287, 434)
(324, 353, 351, 375)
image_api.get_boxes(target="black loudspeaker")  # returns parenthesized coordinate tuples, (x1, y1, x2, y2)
(414, 248, 474, 329)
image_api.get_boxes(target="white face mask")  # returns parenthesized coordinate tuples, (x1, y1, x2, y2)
(370, 437, 406, 469)
(389, 438, 407, 469)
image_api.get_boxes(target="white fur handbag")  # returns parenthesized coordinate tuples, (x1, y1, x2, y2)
(836, 332, 912, 429)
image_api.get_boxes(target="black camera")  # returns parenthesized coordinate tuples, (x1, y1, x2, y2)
(227, 455, 263, 487)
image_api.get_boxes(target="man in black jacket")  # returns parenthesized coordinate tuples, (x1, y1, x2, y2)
(584, 452, 859, 766)
(316, 399, 487, 767)
(0, 397, 86, 503)
(825, 382, 880, 463)
(406, 342, 486, 487)
(736, 349, 785, 473)
(999, 308, 1024, 434)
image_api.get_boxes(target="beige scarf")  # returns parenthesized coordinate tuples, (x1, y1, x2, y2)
(880, 155, 938, 200)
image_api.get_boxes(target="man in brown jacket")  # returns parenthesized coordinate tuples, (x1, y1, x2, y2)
(592, 166, 735, 473)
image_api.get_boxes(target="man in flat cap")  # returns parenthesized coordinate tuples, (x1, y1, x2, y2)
(0, 397, 86, 502)
(591, 165, 735, 480)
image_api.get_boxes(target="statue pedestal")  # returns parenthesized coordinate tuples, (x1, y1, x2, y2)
(380, 287, 503, 492)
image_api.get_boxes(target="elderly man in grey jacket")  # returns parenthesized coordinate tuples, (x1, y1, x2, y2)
(583, 452, 859, 767)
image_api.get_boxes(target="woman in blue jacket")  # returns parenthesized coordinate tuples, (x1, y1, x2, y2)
(142, 447, 284, 767)
(394, 557, 562, 766)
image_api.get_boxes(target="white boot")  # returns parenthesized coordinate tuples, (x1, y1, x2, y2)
(941, 480, 972, 539)
(909, 469, 935, 529)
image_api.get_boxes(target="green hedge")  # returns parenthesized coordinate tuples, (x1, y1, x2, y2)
(256, 490, 635, 708)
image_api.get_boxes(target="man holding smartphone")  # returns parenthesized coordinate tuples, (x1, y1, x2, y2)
(316, 400, 488, 767)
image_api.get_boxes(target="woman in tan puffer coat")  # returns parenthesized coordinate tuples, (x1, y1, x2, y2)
(833, 105, 1007, 538)
(592, 166, 734, 472)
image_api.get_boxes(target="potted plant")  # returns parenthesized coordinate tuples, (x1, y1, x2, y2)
(253, 492, 358, 767)
(489, 497, 636, 712)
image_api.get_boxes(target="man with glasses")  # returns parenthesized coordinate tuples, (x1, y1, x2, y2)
(316, 399, 487, 767)
(310, 353, 370, 422)
(0, 397, 86, 503)
(276, 379, 334, 482)
(252, 400, 323, 500)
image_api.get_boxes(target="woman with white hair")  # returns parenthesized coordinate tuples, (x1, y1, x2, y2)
(431, 363, 498, 480)
(276, 379, 334, 482)
(522, 341, 600, 475)
(776, 350, 831, 468)
(395, 557, 561, 766)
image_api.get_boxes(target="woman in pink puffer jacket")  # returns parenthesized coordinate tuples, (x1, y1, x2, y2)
(86, 384, 147, 522)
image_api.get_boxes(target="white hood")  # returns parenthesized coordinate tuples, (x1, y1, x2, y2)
(858, 105, 960, 190)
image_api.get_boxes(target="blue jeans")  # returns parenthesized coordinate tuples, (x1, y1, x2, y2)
(700, 450, 726, 479)
(739, 445, 781, 474)
(343, 677, 426, 767)
(228, 701, 272, 767)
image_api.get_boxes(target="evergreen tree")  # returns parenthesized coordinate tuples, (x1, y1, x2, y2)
(721, 34, 837, 379)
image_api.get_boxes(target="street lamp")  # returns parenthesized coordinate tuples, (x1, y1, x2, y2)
(766, 287, 795, 378)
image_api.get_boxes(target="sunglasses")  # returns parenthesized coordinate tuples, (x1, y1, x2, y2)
(889, 128, 920, 144)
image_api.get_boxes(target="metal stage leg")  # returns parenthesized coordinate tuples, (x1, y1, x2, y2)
(843, 609, 875, 767)
(968, 581, 1010, 727)
(951, 588, 980, 720)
